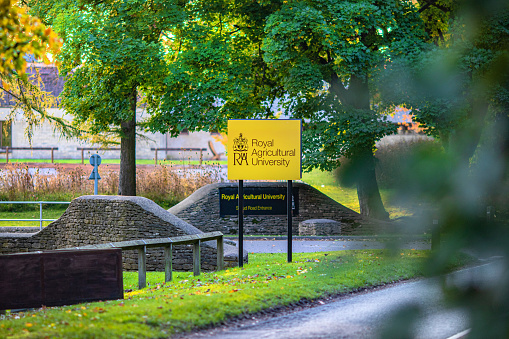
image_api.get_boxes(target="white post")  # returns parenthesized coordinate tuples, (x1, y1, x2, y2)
(39, 202, 43, 230)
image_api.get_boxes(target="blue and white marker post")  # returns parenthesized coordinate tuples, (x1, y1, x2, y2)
(89, 154, 102, 195)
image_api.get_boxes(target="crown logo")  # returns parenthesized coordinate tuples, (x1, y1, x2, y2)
(233, 133, 248, 152)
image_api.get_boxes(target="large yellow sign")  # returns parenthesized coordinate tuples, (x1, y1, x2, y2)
(227, 119, 302, 180)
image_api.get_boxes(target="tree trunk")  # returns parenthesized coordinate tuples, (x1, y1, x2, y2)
(353, 146, 390, 220)
(449, 99, 489, 166)
(347, 75, 390, 220)
(118, 88, 137, 196)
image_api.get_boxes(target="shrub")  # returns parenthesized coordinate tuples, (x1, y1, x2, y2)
(334, 138, 443, 189)
(374, 138, 443, 189)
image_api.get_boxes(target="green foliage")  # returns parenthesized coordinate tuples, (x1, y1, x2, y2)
(261, 0, 425, 171)
(0, 250, 469, 338)
(371, 139, 444, 189)
(0, 0, 61, 77)
(377, 1, 509, 158)
(144, 0, 426, 218)
(35, 0, 185, 135)
(27, 0, 190, 194)
(146, 0, 284, 135)
(298, 99, 395, 172)
(377, 2, 509, 336)
(262, 0, 424, 89)
(145, 0, 425, 164)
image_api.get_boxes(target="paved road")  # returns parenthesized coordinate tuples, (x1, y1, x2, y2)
(184, 261, 503, 339)
(242, 239, 430, 253)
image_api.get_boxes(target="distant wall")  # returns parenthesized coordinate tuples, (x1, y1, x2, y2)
(0, 196, 243, 271)
(0, 109, 223, 161)
(170, 182, 395, 235)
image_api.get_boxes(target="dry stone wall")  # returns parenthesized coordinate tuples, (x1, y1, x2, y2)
(0, 196, 242, 271)
(169, 182, 395, 235)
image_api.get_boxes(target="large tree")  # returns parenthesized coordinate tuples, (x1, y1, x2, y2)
(262, 0, 427, 220)
(29, 0, 185, 195)
(146, 0, 425, 220)
(378, 0, 509, 166)
(146, 1, 284, 135)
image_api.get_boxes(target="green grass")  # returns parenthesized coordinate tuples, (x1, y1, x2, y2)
(0, 207, 68, 227)
(0, 250, 473, 338)
(2, 159, 227, 166)
(301, 169, 412, 219)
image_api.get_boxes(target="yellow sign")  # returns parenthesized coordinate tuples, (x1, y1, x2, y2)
(227, 119, 302, 180)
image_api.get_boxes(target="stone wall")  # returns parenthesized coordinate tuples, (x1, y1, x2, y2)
(0, 196, 243, 271)
(169, 182, 395, 235)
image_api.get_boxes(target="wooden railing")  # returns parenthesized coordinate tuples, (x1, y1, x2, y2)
(77, 147, 121, 164)
(70, 231, 224, 289)
(0, 147, 58, 163)
(150, 147, 207, 166)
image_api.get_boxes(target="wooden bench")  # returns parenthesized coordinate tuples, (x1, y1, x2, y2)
(70, 231, 224, 289)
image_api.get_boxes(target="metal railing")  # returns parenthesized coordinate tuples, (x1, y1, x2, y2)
(0, 201, 70, 230)
(72, 231, 225, 289)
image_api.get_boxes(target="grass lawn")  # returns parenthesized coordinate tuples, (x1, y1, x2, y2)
(301, 170, 412, 219)
(0, 250, 472, 338)
(0, 208, 68, 227)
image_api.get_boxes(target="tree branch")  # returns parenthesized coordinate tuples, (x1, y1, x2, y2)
(329, 72, 348, 103)
(419, 0, 450, 13)
(437, 28, 445, 43)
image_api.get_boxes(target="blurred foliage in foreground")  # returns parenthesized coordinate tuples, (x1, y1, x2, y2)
(380, 1, 509, 338)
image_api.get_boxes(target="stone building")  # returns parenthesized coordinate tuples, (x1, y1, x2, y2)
(0, 64, 225, 161)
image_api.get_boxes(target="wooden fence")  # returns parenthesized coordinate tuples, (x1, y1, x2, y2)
(70, 231, 224, 289)
(77, 147, 121, 164)
(151, 147, 207, 165)
(0, 147, 58, 163)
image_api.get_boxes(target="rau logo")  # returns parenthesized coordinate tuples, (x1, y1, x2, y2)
(233, 133, 249, 165)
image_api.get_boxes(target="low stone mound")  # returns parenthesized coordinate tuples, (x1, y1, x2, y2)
(0, 196, 244, 271)
(169, 182, 395, 235)
(299, 219, 342, 236)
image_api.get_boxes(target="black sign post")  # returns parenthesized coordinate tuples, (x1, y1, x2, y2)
(238, 180, 244, 267)
(287, 180, 292, 263)
(228, 119, 302, 266)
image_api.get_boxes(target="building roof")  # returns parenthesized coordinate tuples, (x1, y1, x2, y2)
(0, 64, 65, 107)
(384, 107, 413, 124)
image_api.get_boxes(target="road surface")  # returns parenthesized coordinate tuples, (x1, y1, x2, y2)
(183, 260, 503, 339)
(242, 239, 430, 253)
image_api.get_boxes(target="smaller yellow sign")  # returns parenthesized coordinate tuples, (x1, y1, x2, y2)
(228, 119, 302, 180)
